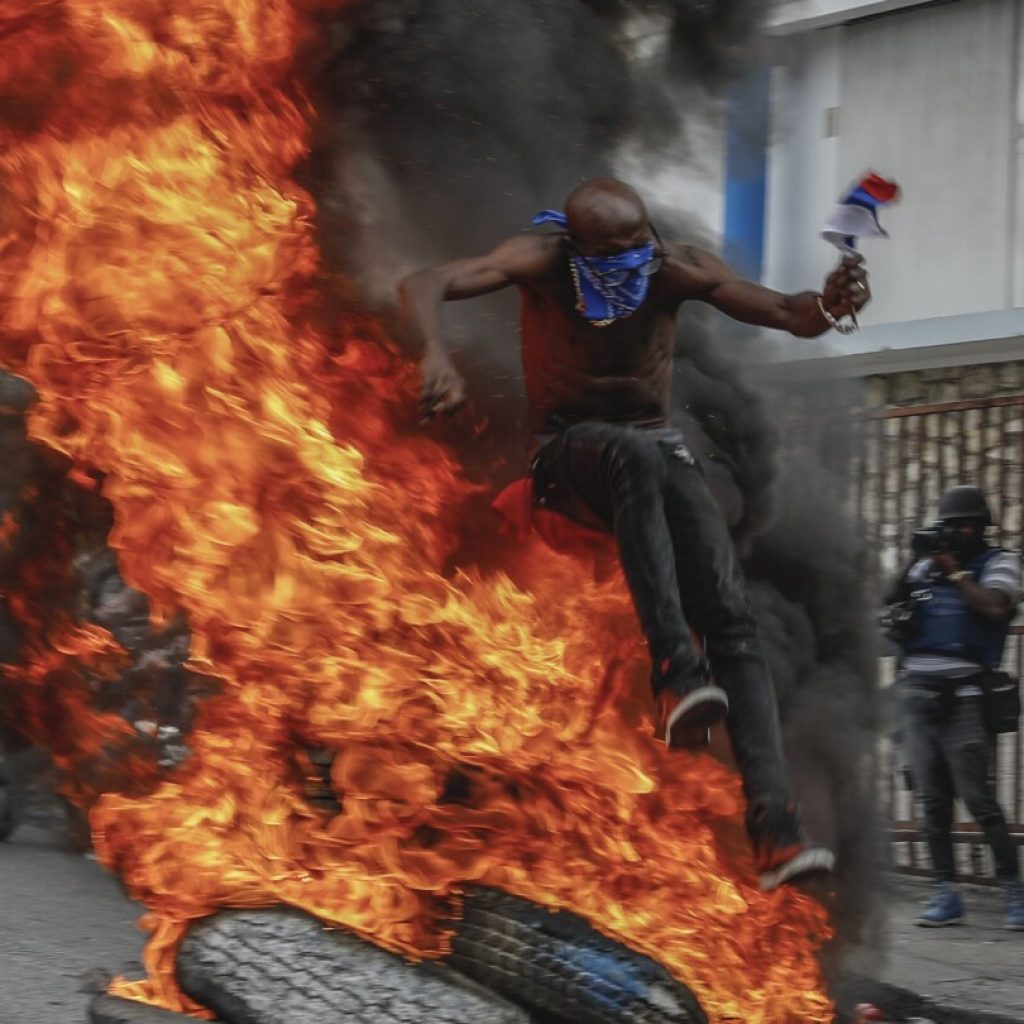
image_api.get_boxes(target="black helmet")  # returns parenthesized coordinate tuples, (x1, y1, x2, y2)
(938, 486, 992, 525)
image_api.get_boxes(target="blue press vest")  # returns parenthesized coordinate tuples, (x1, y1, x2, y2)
(903, 548, 1011, 667)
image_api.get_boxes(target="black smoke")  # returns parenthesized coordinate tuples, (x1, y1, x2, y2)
(744, 374, 885, 969)
(308, 0, 768, 274)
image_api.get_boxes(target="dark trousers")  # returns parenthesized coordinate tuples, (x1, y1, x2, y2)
(902, 673, 1020, 882)
(531, 421, 791, 815)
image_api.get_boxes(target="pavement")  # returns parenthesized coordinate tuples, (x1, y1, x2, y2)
(0, 820, 145, 1024)
(0, 795, 1022, 1024)
(843, 874, 1024, 1023)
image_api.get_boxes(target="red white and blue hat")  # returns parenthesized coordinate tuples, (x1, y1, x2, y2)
(821, 172, 900, 255)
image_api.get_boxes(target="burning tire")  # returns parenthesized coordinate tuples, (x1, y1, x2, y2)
(175, 889, 707, 1024)
(177, 907, 532, 1024)
(451, 887, 707, 1024)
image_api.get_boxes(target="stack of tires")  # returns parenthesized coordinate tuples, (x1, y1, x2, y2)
(90, 887, 708, 1024)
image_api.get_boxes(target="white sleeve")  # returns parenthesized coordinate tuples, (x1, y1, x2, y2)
(980, 550, 1022, 602)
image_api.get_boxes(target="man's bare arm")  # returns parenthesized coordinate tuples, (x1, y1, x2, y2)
(397, 235, 552, 417)
(931, 550, 1015, 622)
(957, 579, 1013, 621)
(667, 245, 870, 339)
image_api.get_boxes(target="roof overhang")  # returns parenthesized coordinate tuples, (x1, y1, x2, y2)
(768, 0, 945, 35)
(753, 309, 1024, 379)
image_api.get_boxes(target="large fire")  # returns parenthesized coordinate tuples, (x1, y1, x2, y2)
(0, 3, 833, 1022)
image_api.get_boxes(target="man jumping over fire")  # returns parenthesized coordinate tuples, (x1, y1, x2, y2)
(398, 178, 870, 889)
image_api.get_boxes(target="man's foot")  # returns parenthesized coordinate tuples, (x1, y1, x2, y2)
(1002, 879, 1024, 931)
(747, 798, 835, 890)
(757, 844, 835, 891)
(655, 684, 728, 749)
(915, 882, 964, 927)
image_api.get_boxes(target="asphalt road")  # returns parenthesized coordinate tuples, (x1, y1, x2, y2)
(0, 819, 145, 1024)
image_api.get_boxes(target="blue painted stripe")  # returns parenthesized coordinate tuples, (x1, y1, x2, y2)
(723, 68, 770, 282)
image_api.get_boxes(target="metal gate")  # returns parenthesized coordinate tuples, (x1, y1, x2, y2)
(854, 394, 1024, 879)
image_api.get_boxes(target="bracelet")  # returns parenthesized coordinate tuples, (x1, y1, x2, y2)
(816, 295, 859, 335)
(946, 570, 970, 585)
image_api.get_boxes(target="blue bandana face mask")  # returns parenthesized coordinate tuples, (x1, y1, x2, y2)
(532, 209, 660, 325)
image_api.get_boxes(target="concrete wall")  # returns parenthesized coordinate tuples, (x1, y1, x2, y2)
(841, 0, 1017, 323)
(764, 0, 1023, 341)
(863, 359, 1024, 411)
(764, 28, 842, 298)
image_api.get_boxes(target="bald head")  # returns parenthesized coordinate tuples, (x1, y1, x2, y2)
(564, 178, 650, 256)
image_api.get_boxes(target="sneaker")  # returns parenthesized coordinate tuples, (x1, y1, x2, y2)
(916, 882, 964, 927)
(1003, 879, 1024, 931)
(655, 684, 728, 749)
(757, 844, 835, 891)
(747, 799, 835, 890)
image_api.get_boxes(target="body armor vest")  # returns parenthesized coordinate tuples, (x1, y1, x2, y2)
(903, 547, 1010, 668)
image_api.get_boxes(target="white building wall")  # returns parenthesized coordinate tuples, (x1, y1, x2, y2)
(840, 0, 1016, 323)
(764, 29, 842, 297)
(764, 0, 1024, 361)
(1016, 7, 1024, 310)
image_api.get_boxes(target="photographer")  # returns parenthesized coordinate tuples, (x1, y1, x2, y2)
(886, 486, 1023, 929)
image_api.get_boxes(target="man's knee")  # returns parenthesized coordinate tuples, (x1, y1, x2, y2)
(967, 798, 1008, 828)
(952, 738, 993, 784)
(960, 779, 1007, 827)
(955, 743, 1005, 823)
(920, 799, 955, 832)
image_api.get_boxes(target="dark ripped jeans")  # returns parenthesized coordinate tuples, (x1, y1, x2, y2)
(531, 421, 791, 820)
(902, 673, 1020, 882)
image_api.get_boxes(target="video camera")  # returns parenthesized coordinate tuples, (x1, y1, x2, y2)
(911, 519, 963, 557)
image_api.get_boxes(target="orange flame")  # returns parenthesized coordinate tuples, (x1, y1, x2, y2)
(0, 3, 833, 1022)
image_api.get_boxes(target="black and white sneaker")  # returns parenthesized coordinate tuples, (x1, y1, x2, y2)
(748, 798, 835, 891)
(757, 846, 835, 891)
(655, 685, 729, 749)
